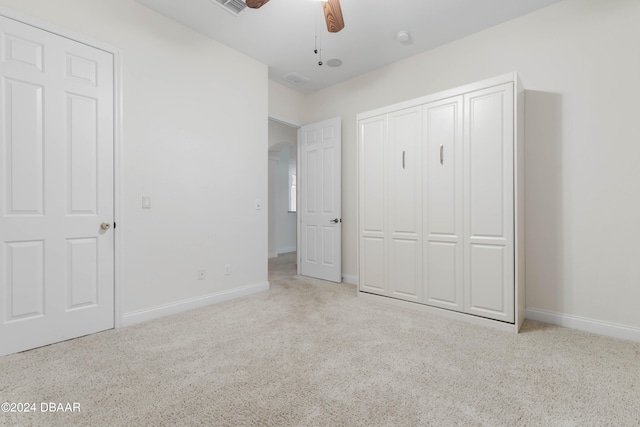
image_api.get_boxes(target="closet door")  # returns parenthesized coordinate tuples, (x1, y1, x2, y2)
(463, 83, 514, 322)
(388, 107, 422, 302)
(423, 97, 464, 310)
(359, 115, 388, 295)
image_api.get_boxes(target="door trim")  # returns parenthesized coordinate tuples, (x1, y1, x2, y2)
(0, 6, 124, 328)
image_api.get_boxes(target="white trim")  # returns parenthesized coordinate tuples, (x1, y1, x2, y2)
(360, 292, 519, 333)
(342, 274, 357, 285)
(269, 114, 302, 128)
(113, 46, 124, 329)
(122, 281, 270, 327)
(0, 6, 125, 329)
(357, 72, 517, 121)
(268, 251, 278, 259)
(525, 308, 640, 343)
(277, 246, 296, 255)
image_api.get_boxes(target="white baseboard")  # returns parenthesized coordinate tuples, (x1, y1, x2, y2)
(277, 246, 296, 255)
(342, 274, 357, 285)
(268, 252, 278, 259)
(525, 308, 640, 343)
(122, 281, 270, 327)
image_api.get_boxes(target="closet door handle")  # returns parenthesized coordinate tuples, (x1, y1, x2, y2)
(402, 151, 406, 169)
(440, 145, 444, 165)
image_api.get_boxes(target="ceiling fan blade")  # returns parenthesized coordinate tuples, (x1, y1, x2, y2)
(322, 0, 345, 33)
(246, 0, 270, 9)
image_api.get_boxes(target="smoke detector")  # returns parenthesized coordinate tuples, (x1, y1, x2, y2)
(396, 31, 411, 44)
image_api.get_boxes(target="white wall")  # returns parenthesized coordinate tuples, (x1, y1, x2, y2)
(297, 0, 640, 331)
(269, 81, 306, 126)
(0, 0, 269, 320)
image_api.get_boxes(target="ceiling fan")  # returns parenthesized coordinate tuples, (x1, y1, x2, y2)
(245, 0, 345, 33)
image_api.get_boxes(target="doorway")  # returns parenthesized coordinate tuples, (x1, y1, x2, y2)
(268, 119, 298, 281)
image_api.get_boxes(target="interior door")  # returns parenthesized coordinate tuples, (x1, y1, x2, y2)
(0, 15, 115, 356)
(299, 117, 342, 282)
(463, 83, 514, 323)
(388, 107, 422, 302)
(423, 96, 464, 310)
(358, 115, 387, 295)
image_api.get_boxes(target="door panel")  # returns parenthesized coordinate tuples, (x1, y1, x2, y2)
(389, 238, 420, 301)
(388, 107, 422, 301)
(423, 97, 463, 310)
(463, 83, 514, 322)
(426, 241, 458, 307)
(360, 118, 385, 234)
(5, 79, 44, 215)
(389, 108, 421, 235)
(5, 241, 44, 321)
(361, 237, 385, 294)
(299, 118, 342, 282)
(359, 116, 386, 294)
(0, 15, 115, 356)
(469, 244, 506, 315)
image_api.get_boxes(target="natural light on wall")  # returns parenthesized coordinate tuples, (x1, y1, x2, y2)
(289, 174, 296, 212)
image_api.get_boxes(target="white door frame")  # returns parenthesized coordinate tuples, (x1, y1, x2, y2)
(0, 6, 124, 328)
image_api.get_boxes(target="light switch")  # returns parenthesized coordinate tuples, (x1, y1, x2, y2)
(142, 196, 152, 209)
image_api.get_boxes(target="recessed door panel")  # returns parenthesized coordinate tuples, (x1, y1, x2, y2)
(4, 33, 43, 70)
(305, 150, 318, 214)
(426, 99, 461, 235)
(426, 241, 458, 307)
(4, 79, 44, 215)
(67, 238, 98, 310)
(389, 108, 421, 235)
(361, 237, 385, 294)
(305, 226, 317, 263)
(468, 244, 507, 316)
(322, 146, 335, 213)
(67, 93, 98, 215)
(5, 241, 44, 321)
(390, 238, 420, 301)
(360, 118, 385, 233)
(322, 226, 334, 266)
(466, 86, 513, 239)
(66, 54, 97, 86)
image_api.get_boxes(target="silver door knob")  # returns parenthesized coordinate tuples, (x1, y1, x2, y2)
(330, 218, 340, 223)
(101, 222, 111, 230)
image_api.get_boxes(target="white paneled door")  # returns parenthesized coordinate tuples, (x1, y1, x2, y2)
(299, 117, 342, 282)
(0, 15, 115, 356)
(463, 83, 514, 323)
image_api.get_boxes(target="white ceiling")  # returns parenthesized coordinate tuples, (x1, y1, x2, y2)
(135, 0, 562, 94)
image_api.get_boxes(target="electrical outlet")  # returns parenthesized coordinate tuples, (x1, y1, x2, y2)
(225, 265, 231, 276)
(197, 269, 206, 280)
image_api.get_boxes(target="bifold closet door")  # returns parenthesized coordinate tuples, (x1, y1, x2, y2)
(463, 83, 514, 323)
(359, 115, 387, 296)
(423, 97, 463, 311)
(388, 107, 422, 302)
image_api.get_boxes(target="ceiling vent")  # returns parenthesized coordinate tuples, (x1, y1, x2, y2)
(282, 72, 310, 87)
(211, 0, 247, 16)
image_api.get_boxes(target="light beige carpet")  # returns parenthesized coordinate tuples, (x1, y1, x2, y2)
(1, 274, 639, 426)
